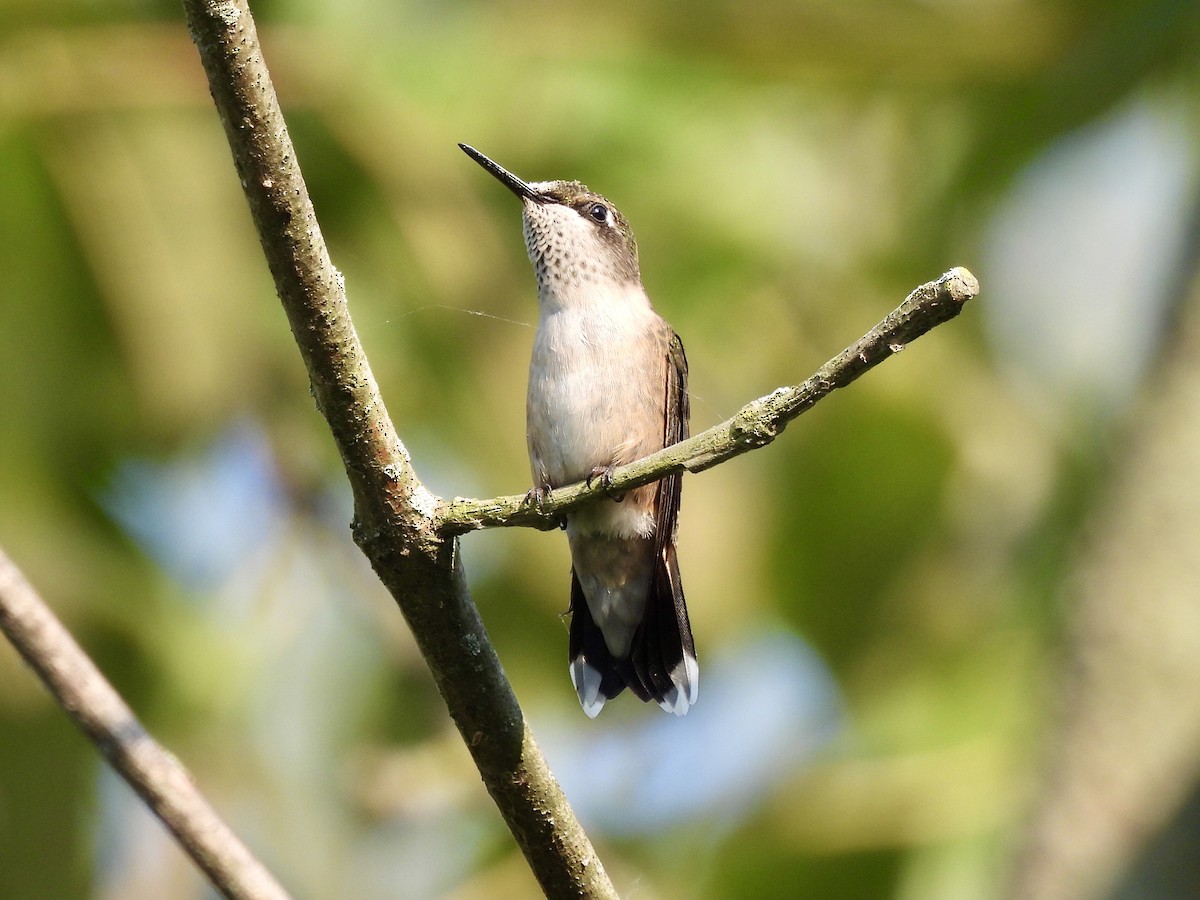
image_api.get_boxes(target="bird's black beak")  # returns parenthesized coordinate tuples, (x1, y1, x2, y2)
(459, 143, 541, 202)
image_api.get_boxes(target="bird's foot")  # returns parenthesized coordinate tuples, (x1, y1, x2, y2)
(523, 483, 565, 527)
(586, 465, 624, 501)
(523, 484, 551, 510)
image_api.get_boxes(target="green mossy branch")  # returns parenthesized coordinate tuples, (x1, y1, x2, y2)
(440, 267, 979, 534)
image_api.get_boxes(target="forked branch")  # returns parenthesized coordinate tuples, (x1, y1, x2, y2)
(5, 2, 983, 899)
(182, 0, 615, 895)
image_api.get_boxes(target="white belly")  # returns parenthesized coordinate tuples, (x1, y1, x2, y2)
(527, 298, 665, 539)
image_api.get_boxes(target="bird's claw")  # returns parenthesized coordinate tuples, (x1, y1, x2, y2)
(586, 465, 624, 501)
(586, 465, 614, 489)
(524, 484, 565, 528)
(523, 484, 551, 510)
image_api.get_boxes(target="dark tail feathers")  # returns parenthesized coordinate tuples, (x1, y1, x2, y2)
(568, 544, 698, 717)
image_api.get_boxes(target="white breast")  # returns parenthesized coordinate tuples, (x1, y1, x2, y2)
(526, 287, 665, 538)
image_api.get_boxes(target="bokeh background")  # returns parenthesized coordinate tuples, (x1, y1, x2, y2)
(2, 1, 1200, 897)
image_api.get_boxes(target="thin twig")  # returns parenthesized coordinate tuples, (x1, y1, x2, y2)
(0, 547, 292, 900)
(440, 267, 979, 534)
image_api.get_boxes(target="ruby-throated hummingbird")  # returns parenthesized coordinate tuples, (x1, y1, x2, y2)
(460, 143, 698, 717)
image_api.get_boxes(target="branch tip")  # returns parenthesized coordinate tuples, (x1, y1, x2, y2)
(942, 266, 980, 304)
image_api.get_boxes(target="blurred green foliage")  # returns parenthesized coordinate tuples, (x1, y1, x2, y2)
(1, 0, 1197, 898)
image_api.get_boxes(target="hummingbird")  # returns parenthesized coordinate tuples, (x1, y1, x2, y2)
(460, 143, 698, 717)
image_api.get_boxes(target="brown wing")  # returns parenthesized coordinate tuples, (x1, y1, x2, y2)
(634, 328, 697, 713)
(655, 329, 689, 544)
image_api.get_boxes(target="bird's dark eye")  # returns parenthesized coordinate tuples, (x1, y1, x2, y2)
(587, 203, 609, 224)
